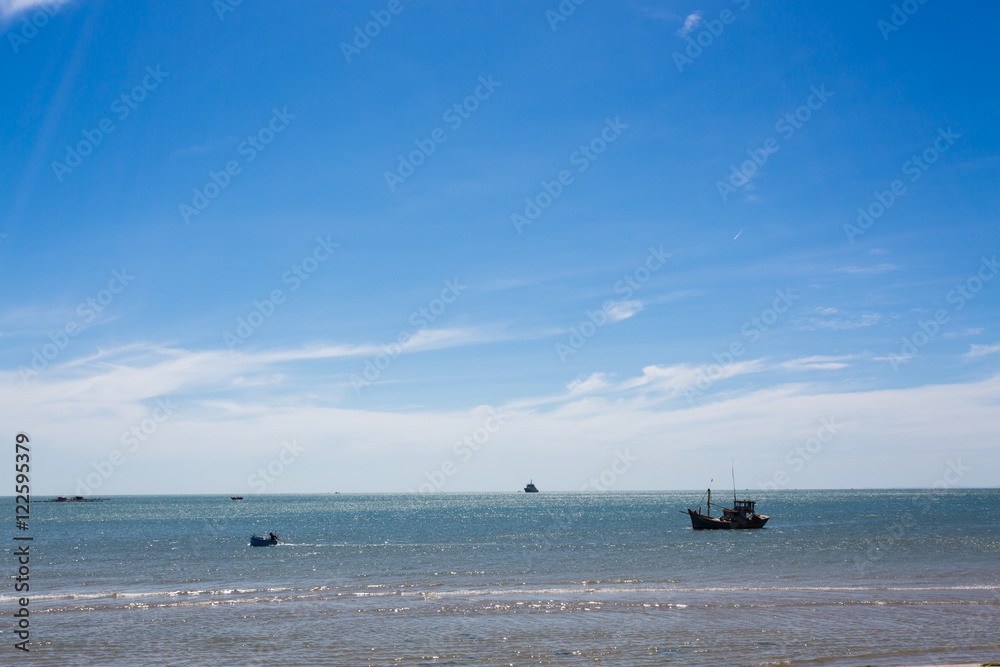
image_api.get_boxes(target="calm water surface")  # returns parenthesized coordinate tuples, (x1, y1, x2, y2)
(3, 490, 998, 666)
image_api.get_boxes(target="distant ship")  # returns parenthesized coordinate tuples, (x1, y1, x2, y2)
(685, 487, 768, 530)
(524, 480, 538, 493)
(45, 496, 104, 503)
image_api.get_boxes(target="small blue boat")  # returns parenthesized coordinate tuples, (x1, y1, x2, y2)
(250, 533, 278, 547)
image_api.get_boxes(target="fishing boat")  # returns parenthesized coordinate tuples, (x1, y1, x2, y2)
(250, 533, 279, 547)
(524, 480, 538, 493)
(230, 496, 244, 500)
(684, 468, 768, 529)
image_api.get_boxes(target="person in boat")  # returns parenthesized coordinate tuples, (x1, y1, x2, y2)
(268, 532, 277, 541)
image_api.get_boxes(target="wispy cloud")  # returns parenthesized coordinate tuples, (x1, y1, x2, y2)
(16, 328, 509, 402)
(677, 11, 702, 36)
(508, 358, 769, 411)
(553, 354, 855, 404)
(779, 355, 857, 371)
(606, 299, 643, 323)
(7, 338, 1000, 493)
(965, 342, 1000, 358)
(795, 308, 882, 331)
(634, 359, 763, 391)
(833, 263, 899, 275)
(566, 372, 612, 395)
(944, 327, 984, 339)
(0, 0, 66, 19)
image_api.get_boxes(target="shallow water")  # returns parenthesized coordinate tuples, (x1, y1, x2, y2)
(4, 490, 998, 665)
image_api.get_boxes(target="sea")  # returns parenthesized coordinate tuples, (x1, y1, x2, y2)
(3, 490, 998, 666)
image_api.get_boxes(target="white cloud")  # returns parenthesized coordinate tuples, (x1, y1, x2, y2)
(617, 359, 767, 397)
(256, 326, 506, 363)
(965, 342, 1000, 358)
(567, 372, 612, 395)
(779, 355, 856, 371)
(833, 263, 898, 275)
(8, 337, 999, 493)
(606, 299, 643, 323)
(0, 0, 67, 19)
(14, 362, 1000, 494)
(944, 327, 984, 339)
(677, 11, 702, 36)
(13, 327, 506, 406)
(795, 309, 882, 331)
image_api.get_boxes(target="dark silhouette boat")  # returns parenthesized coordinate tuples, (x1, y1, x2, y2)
(524, 480, 538, 493)
(230, 496, 244, 500)
(685, 487, 768, 530)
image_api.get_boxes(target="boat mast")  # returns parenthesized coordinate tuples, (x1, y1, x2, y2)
(707, 487, 711, 516)
(732, 460, 737, 507)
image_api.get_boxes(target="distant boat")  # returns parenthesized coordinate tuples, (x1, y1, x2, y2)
(524, 480, 538, 493)
(45, 496, 104, 503)
(684, 486, 768, 530)
(250, 533, 279, 547)
(230, 496, 244, 500)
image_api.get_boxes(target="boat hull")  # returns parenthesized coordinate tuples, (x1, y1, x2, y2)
(249, 535, 278, 547)
(687, 509, 768, 530)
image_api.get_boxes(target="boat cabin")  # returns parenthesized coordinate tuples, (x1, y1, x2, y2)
(732, 499, 756, 513)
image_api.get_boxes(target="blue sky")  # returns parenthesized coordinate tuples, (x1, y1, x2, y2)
(2, 0, 998, 494)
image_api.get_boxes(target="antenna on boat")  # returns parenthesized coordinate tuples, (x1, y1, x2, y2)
(732, 460, 737, 506)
